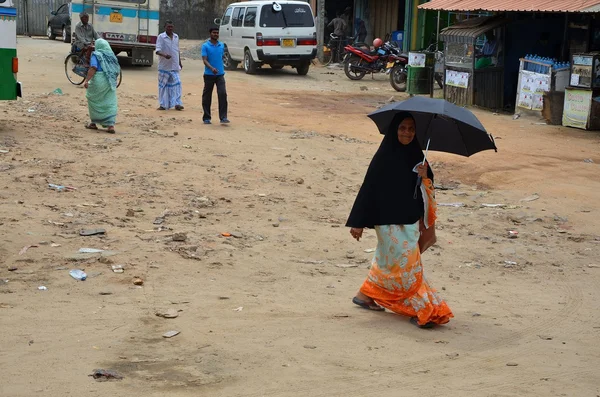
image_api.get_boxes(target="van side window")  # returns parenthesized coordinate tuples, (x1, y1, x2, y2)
(221, 8, 232, 25)
(244, 7, 257, 27)
(232, 7, 246, 27)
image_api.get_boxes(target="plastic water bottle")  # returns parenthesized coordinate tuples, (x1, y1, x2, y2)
(69, 269, 87, 281)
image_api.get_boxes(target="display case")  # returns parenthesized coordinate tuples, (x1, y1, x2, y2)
(570, 53, 600, 89)
(444, 42, 474, 68)
(516, 58, 570, 114)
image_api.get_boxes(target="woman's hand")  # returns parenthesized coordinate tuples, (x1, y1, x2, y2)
(84, 80, 89, 89)
(416, 162, 429, 179)
(350, 228, 363, 241)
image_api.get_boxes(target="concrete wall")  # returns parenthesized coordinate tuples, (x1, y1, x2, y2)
(160, 0, 232, 40)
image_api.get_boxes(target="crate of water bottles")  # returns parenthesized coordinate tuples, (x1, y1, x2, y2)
(517, 55, 570, 111)
(523, 54, 570, 76)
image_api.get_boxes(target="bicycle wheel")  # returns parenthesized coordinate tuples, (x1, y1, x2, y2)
(322, 47, 333, 66)
(117, 70, 123, 88)
(65, 53, 86, 86)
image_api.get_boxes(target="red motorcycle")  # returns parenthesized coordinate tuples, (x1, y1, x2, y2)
(343, 38, 407, 82)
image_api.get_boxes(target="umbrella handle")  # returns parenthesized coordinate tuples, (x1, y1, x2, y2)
(413, 176, 422, 199)
(414, 139, 430, 199)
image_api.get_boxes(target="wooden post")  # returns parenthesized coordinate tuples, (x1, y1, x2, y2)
(317, 0, 325, 62)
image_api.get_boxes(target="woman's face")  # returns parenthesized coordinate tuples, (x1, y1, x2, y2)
(397, 118, 416, 145)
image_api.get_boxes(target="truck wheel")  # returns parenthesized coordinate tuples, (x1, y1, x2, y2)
(244, 49, 258, 74)
(223, 49, 239, 70)
(296, 62, 310, 76)
(47, 25, 56, 40)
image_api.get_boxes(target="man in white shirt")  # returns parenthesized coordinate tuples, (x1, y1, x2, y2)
(155, 21, 184, 110)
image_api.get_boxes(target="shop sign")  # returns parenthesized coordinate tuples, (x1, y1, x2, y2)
(562, 89, 593, 129)
(445, 70, 469, 89)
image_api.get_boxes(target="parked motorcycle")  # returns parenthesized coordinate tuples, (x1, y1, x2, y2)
(389, 57, 408, 92)
(343, 38, 407, 81)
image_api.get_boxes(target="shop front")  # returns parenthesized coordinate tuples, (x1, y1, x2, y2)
(439, 15, 507, 109)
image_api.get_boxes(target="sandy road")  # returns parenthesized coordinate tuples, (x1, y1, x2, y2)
(0, 36, 599, 397)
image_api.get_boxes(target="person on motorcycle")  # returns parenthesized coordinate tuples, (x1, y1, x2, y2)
(73, 12, 100, 65)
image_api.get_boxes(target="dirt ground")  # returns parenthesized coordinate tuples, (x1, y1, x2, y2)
(1, 37, 599, 397)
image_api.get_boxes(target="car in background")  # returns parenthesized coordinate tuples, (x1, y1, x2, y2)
(47, 3, 71, 43)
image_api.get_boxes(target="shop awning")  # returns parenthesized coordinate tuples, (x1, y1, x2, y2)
(440, 16, 508, 43)
(419, 0, 600, 12)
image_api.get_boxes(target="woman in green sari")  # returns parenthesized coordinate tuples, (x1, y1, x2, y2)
(83, 39, 120, 133)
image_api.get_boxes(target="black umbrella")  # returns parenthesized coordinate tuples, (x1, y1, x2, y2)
(368, 96, 497, 157)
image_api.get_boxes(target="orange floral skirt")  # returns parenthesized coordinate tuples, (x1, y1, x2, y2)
(359, 179, 453, 325)
(359, 224, 453, 325)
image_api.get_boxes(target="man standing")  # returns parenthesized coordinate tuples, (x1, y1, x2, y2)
(155, 21, 184, 111)
(328, 12, 347, 38)
(201, 27, 229, 124)
(73, 12, 99, 62)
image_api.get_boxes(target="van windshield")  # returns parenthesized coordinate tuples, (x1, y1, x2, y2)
(259, 4, 314, 28)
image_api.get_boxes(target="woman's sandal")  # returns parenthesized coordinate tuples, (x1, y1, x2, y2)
(410, 317, 436, 329)
(107, 127, 116, 134)
(352, 297, 385, 311)
(85, 123, 98, 130)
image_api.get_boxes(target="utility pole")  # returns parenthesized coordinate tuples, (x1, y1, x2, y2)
(317, 0, 324, 62)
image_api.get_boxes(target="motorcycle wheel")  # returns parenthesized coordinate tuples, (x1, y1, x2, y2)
(344, 55, 367, 80)
(390, 64, 407, 92)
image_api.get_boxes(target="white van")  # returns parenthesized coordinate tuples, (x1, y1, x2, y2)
(215, 1, 317, 75)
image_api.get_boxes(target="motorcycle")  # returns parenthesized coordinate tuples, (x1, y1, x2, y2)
(389, 56, 408, 92)
(342, 39, 407, 81)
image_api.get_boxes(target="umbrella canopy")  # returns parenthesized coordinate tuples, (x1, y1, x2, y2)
(368, 97, 497, 157)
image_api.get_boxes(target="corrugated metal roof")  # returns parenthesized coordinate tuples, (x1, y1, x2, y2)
(419, 0, 600, 13)
(440, 16, 508, 43)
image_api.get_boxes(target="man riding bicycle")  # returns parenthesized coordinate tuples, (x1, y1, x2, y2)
(73, 12, 99, 65)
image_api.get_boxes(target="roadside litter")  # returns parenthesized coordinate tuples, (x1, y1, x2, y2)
(79, 248, 104, 253)
(89, 369, 123, 382)
(79, 229, 106, 236)
(69, 269, 87, 281)
(48, 184, 77, 192)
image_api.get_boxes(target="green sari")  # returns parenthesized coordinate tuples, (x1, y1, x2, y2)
(86, 39, 119, 127)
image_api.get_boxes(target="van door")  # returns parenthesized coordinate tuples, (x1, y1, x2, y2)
(241, 6, 257, 55)
(220, 7, 233, 56)
(229, 6, 246, 59)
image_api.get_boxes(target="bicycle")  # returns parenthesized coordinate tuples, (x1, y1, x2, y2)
(425, 42, 444, 89)
(322, 33, 344, 66)
(64, 47, 122, 87)
(322, 34, 367, 66)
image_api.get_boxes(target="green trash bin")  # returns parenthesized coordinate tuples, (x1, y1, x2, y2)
(407, 66, 433, 95)
(406, 52, 435, 96)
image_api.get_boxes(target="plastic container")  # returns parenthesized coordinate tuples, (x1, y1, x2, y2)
(69, 269, 87, 281)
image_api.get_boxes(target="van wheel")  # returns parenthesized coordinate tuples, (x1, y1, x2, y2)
(47, 25, 56, 40)
(244, 50, 258, 74)
(223, 49, 239, 70)
(296, 62, 310, 76)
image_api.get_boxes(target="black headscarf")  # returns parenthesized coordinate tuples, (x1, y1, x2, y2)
(346, 112, 433, 229)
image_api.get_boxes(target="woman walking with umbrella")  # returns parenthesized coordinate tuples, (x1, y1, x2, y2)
(348, 97, 496, 327)
(83, 39, 120, 133)
(347, 112, 453, 328)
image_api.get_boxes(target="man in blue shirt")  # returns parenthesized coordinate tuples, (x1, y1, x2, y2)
(201, 27, 229, 124)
